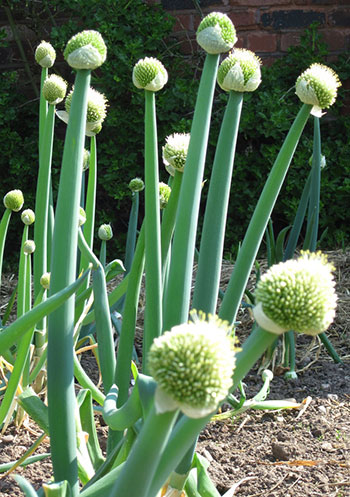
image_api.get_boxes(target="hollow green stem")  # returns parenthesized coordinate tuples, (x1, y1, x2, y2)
(193, 91, 243, 315)
(143, 90, 162, 369)
(47, 69, 91, 495)
(163, 54, 220, 331)
(39, 67, 48, 155)
(306, 116, 321, 252)
(219, 104, 312, 325)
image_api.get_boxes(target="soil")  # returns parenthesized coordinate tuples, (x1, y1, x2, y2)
(0, 250, 349, 497)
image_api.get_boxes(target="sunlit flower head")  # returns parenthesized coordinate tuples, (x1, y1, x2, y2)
(98, 223, 113, 241)
(42, 74, 67, 105)
(253, 251, 337, 336)
(196, 12, 237, 54)
(159, 182, 171, 209)
(64, 30, 107, 70)
(21, 209, 35, 226)
(128, 177, 145, 193)
(35, 41, 56, 68)
(162, 133, 190, 176)
(217, 49, 262, 92)
(3, 189, 24, 212)
(148, 312, 236, 418)
(132, 57, 168, 92)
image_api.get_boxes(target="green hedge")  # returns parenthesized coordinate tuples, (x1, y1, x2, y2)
(1, 2, 349, 267)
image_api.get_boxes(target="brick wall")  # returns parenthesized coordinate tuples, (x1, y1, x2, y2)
(151, 0, 350, 63)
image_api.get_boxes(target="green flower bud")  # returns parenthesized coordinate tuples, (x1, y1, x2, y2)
(162, 133, 190, 176)
(40, 272, 51, 289)
(159, 182, 171, 209)
(79, 207, 86, 227)
(3, 190, 24, 212)
(83, 149, 90, 171)
(98, 223, 113, 241)
(42, 74, 68, 105)
(295, 63, 341, 117)
(148, 313, 236, 418)
(253, 251, 337, 336)
(64, 30, 107, 70)
(196, 12, 237, 55)
(23, 240, 36, 255)
(132, 57, 168, 92)
(21, 209, 35, 225)
(35, 41, 56, 68)
(217, 49, 262, 92)
(128, 177, 145, 193)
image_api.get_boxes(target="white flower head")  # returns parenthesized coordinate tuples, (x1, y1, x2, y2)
(217, 49, 262, 92)
(21, 209, 35, 225)
(42, 74, 68, 105)
(3, 189, 24, 212)
(253, 251, 337, 336)
(196, 12, 237, 54)
(35, 41, 56, 68)
(132, 57, 168, 92)
(98, 223, 113, 241)
(162, 133, 190, 176)
(295, 63, 341, 117)
(148, 313, 236, 418)
(64, 30, 107, 70)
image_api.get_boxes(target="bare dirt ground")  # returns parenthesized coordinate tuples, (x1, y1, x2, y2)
(0, 250, 349, 496)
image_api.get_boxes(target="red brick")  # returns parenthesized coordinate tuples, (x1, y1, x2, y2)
(247, 31, 278, 52)
(280, 31, 301, 52)
(229, 0, 292, 6)
(172, 13, 194, 32)
(321, 28, 348, 51)
(228, 10, 257, 28)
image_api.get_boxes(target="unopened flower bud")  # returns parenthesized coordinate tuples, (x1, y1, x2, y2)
(253, 251, 337, 336)
(98, 223, 113, 241)
(35, 41, 56, 68)
(196, 12, 237, 55)
(79, 207, 86, 226)
(23, 240, 36, 255)
(40, 272, 51, 289)
(309, 153, 326, 169)
(83, 149, 90, 171)
(148, 313, 236, 418)
(21, 209, 35, 225)
(64, 30, 107, 70)
(42, 74, 67, 105)
(162, 133, 190, 176)
(159, 182, 171, 209)
(3, 190, 24, 212)
(128, 177, 145, 193)
(295, 63, 341, 117)
(132, 57, 168, 92)
(217, 49, 262, 92)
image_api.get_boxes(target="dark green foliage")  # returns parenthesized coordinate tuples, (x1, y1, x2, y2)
(0, 10, 349, 265)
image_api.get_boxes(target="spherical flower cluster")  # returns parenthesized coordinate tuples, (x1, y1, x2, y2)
(295, 63, 341, 117)
(3, 190, 24, 212)
(42, 74, 67, 105)
(162, 133, 190, 176)
(253, 251, 337, 336)
(148, 314, 236, 418)
(40, 272, 51, 289)
(128, 177, 145, 193)
(98, 223, 113, 241)
(23, 240, 36, 255)
(217, 49, 262, 92)
(64, 30, 107, 70)
(21, 209, 35, 225)
(196, 12, 237, 55)
(132, 57, 168, 92)
(159, 182, 171, 209)
(35, 41, 56, 68)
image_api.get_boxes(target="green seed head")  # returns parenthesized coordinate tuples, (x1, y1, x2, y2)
(64, 30, 107, 70)
(21, 209, 35, 225)
(35, 41, 56, 68)
(78, 207, 86, 227)
(159, 182, 171, 209)
(162, 133, 190, 176)
(40, 272, 51, 289)
(83, 149, 90, 171)
(3, 190, 24, 212)
(196, 12, 237, 54)
(295, 63, 341, 117)
(132, 57, 168, 92)
(23, 240, 36, 255)
(217, 49, 262, 92)
(128, 177, 145, 193)
(65, 86, 108, 124)
(148, 313, 236, 418)
(254, 251, 337, 336)
(98, 223, 113, 241)
(42, 74, 67, 105)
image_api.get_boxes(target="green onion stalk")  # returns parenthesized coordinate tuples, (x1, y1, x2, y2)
(163, 12, 237, 331)
(46, 30, 106, 494)
(132, 57, 168, 369)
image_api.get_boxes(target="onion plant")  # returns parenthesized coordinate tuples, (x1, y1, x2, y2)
(0, 12, 343, 497)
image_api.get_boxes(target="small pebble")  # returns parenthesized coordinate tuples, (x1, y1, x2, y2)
(318, 405, 327, 414)
(327, 393, 338, 401)
(1, 435, 14, 443)
(321, 441, 334, 452)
